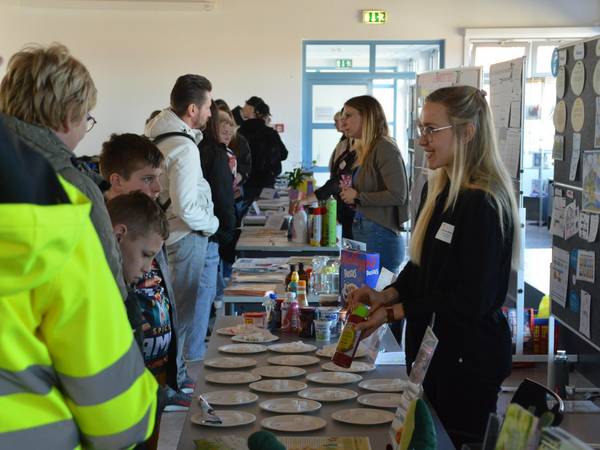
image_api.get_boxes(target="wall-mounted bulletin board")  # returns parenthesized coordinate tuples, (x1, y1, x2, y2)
(550, 36, 600, 350)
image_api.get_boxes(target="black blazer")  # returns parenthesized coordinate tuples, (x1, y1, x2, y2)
(239, 118, 288, 189)
(390, 187, 513, 384)
(198, 139, 236, 247)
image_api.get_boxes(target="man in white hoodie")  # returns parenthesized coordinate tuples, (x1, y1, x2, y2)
(145, 74, 219, 362)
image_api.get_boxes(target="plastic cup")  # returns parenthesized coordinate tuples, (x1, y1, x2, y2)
(315, 319, 332, 341)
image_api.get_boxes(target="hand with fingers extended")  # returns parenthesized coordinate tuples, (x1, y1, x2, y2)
(345, 285, 386, 313)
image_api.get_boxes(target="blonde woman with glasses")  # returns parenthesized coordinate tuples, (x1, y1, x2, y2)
(347, 86, 519, 447)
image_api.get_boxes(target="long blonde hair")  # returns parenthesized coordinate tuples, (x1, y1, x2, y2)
(409, 86, 520, 269)
(343, 95, 389, 183)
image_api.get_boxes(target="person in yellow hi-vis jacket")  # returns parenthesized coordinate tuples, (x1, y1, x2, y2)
(0, 114, 158, 449)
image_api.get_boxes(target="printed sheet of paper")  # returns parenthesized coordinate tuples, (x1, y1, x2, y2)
(490, 61, 513, 129)
(550, 247, 569, 307)
(576, 250, 595, 283)
(500, 128, 521, 178)
(580, 290, 591, 338)
(550, 196, 566, 238)
(564, 201, 579, 240)
(579, 212, 590, 240)
(552, 135, 565, 160)
(509, 101, 522, 128)
(589, 214, 600, 242)
(582, 151, 600, 213)
(569, 133, 582, 181)
(375, 267, 395, 291)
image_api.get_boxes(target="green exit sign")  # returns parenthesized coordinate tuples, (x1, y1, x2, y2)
(336, 59, 353, 69)
(362, 10, 387, 24)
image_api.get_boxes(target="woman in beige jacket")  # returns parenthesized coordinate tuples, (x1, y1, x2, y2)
(339, 95, 409, 274)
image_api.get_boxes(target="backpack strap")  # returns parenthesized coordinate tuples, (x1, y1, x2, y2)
(152, 131, 196, 145)
(151, 131, 197, 212)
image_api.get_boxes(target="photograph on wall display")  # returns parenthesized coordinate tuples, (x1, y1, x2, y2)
(582, 151, 600, 213)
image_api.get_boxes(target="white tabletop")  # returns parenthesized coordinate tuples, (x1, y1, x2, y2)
(176, 316, 455, 450)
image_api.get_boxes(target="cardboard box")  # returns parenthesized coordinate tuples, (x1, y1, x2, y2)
(340, 249, 380, 301)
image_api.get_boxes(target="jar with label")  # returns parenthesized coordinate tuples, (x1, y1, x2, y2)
(299, 307, 316, 338)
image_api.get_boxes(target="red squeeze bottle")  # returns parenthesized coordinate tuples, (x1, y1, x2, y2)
(331, 304, 369, 368)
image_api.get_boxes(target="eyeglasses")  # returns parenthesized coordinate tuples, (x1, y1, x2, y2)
(417, 124, 452, 140)
(86, 115, 97, 133)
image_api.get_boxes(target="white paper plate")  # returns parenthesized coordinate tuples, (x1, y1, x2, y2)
(332, 408, 395, 425)
(321, 361, 376, 373)
(232, 333, 279, 343)
(199, 390, 258, 406)
(298, 387, 358, 402)
(204, 357, 257, 369)
(251, 365, 306, 378)
(218, 343, 268, 354)
(268, 355, 320, 366)
(191, 410, 256, 427)
(268, 342, 317, 354)
(216, 325, 264, 336)
(261, 415, 327, 432)
(316, 343, 368, 358)
(205, 371, 261, 384)
(306, 371, 362, 385)
(249, 379, 308, 393)
(358, 378, 406, 392)
(357, 393, 404, 409)
(259, 398, 322, 414)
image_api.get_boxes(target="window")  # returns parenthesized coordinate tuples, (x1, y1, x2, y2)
(302, 40, 444, 186)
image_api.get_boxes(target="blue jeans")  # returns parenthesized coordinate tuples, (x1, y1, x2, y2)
(352, 216, 405, 274)
(167, 233, 219, 361)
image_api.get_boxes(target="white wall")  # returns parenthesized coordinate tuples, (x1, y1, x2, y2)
(0, 0, 598, 165)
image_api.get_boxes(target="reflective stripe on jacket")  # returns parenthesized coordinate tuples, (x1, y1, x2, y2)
(0, 177, 157, 449)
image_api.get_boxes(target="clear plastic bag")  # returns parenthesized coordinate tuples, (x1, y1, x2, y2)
(360, 322, 389, 364)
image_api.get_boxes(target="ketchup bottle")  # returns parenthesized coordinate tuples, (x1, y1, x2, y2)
(332, 304, 369, 368)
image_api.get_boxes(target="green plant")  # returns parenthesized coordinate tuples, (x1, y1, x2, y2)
(285, 167, 306, 189)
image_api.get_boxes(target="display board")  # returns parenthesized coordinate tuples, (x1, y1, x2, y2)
(489, 57, 527, 354)
(410, 67, 482, 220)
(490, 57, 526, 180)
(550, 36, 600, 350)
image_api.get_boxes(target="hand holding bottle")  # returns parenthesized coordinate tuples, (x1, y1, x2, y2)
(345, 286, 386, 313)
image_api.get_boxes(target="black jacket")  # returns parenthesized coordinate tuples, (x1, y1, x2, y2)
(390, 187, 513, 385)
(198, 138, 236, 247)
(238, 118, 288, 189)
(231, 133, 252, 185)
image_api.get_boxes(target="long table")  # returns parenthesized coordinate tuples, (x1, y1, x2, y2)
(177, 316, 454, 450)
(235, 229, 339, 258)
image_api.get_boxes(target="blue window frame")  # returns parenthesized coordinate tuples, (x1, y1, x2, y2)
(302, 40, 445, 172)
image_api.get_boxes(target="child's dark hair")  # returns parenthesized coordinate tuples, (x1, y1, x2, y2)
(99, 133, 163, 181)
(106, 191, 169, 241)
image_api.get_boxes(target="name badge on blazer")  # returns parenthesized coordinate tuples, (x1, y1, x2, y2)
(435, 222, 455, 244)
